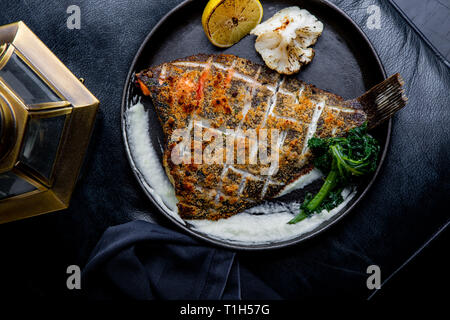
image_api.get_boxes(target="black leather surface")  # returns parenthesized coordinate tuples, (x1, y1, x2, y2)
(0, 0, 448, 298)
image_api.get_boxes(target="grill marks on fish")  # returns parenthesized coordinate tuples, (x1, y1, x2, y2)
(136, 54, 367, 220)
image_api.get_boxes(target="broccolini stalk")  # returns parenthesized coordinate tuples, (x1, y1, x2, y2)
(288, 166, 338, 224)
(288, 123, 380, 224)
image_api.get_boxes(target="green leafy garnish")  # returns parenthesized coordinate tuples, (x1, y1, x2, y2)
(288, 122, 380, 224)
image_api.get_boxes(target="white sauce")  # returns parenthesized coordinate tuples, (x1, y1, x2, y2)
(126, 102, 356, 244)
(276, 168, 322, 197)
(125, 101, 183, 224)
(190, 188, 354, 244)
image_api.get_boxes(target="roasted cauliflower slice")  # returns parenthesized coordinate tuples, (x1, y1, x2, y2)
(250, 6, 323, 75)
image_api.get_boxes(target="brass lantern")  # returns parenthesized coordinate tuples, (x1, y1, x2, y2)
(0, 21, 99, 223)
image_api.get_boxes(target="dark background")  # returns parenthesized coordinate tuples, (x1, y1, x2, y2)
(394, 0, 450, 61)
(370, 0, 450, 300)
(0, 0, 448, 301)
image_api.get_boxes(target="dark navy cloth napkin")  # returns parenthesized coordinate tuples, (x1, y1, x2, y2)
(82, 220, 240, 300)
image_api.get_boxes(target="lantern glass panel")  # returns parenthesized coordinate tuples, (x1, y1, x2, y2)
(0, 171, 36, 200)
(19, 114, 67, 181)
(0, 52, 60, 105)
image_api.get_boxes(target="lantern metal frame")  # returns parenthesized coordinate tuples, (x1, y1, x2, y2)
(0, 21, 99, 223)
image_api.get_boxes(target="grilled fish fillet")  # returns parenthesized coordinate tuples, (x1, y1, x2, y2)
(136, 54, 406, 220)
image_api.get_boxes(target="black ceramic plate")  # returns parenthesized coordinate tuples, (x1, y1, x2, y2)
(121, 0, 389, 250)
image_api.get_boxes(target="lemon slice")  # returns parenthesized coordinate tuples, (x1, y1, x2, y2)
(202, 0, 263, 48)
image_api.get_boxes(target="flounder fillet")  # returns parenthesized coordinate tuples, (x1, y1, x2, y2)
(136, 54, 406, 220)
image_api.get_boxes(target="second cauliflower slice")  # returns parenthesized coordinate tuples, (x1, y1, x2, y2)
(250, 7, 323, 75)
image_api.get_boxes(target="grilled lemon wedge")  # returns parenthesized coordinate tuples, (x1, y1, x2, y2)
(202, 0, 263, 48)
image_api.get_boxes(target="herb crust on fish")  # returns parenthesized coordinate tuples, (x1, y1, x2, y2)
(135, 54, 406, 220)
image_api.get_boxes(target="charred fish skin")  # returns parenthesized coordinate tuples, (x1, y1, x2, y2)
(135, 54, 396, 221)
